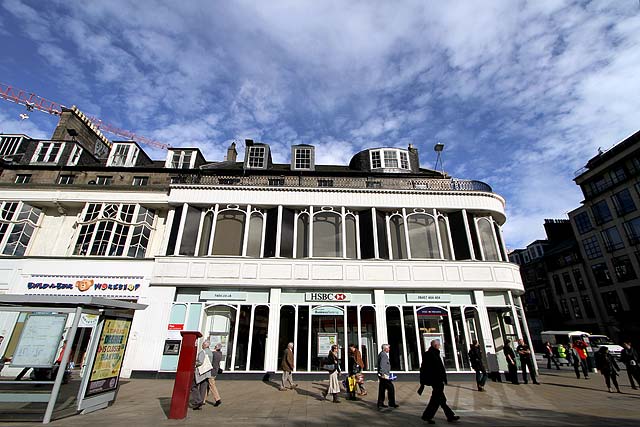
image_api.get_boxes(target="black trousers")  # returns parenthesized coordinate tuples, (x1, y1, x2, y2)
(520, 358, 537, 383)
(603, 372, 619, 390)
(626, 365, 640, 388)
(573, 359, 589, 378)
(422, 383, 455, 420)
(377, 377, 396, 406)
(546, 354, 561, 369)
(507, 362, 519, 384)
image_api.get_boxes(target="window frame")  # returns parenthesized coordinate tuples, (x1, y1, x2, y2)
(369, 149, 411, 170)
(247, 146, 266, 169)
(0, 201, 42, 256)
(0, 136, 24, 157)
(293, 147, 313, 170)
(31, 141, 65, 164)
(132, 176, 149, 186)
(58, 175, 75, 185)
(67, 145, 83, 166)
(15, 174, 31, 184)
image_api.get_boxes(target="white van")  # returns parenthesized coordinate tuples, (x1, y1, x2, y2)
(540, 331, 622, 359)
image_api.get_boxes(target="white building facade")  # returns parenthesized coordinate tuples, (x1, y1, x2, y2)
(0, 123, 529, 378)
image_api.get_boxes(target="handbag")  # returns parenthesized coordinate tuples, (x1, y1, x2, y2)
(322, 363, 336, 372)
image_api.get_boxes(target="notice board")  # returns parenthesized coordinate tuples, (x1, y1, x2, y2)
(11, 313, 68, 367)
(85, 317, 132, 396)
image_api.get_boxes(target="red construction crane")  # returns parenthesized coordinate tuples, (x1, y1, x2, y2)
(0, 82, 170, 150)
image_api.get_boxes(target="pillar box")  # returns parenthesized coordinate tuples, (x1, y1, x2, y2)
(168, 331, 202, 420)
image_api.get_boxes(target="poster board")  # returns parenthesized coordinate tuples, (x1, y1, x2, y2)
(317, 333, 338, 357)
(85, 317, 132, 397)
(11, 313, 67, 367)
(422, 333, 445, 359)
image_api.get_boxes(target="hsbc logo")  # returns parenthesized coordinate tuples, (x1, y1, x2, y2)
(305, 292, 351, 302)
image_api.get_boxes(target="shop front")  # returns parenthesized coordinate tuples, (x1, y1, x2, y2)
(158, 287, 530, 375)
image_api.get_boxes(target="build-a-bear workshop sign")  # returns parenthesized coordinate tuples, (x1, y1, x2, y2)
(23, 276, 145, 298)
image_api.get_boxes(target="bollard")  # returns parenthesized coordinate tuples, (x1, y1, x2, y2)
(168, 331, 202, 420)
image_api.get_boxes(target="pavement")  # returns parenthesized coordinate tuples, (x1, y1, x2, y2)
(11, 368, 640, 426)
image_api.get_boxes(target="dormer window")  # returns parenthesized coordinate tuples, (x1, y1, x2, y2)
(291, 145, 315, 171)
(247, 146, 266, 169)
(67, 145, 83, 166)
(167, 150, 195, 169)
(369, 149, 410, 171)
(0, 135, 24, 158)
(31, 142, 64, 164)
(108, 143, 139, 167)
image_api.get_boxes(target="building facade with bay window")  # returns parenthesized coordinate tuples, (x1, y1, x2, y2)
(0, 110, 528, 379)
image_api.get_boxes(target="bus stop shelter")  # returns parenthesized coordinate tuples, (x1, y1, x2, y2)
(0, 295, 146, 424)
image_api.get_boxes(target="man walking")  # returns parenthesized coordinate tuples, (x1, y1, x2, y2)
(376, 344, 398, 409)
(504, 339, 519, 384)
(207, 343, 223, 407)
(469, 340, 488, 391)
(191, 340, 213, 410)
(420, 340, 459, 424)
(280, 342, 297, 391)
(573, 339, 590, 379)
(620, 341, 640, 390)
(516, 338, 539, 384)
(544, 341, 561, 370)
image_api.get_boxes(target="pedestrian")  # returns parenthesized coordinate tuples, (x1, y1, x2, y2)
(347, 345, 359, 400)
(376, 344, 398, 409)
(322, 344, 341, 403)
(352, 343, 367, 396)
(516, 338, 539, 384)
(544, 341, 561, 370)
(280, 342, 297, 391)
(573, 340, 590, 379)
(504, 339, 519, 385)
(208, 343, 223, 407)
(557, 343, 567, 366)
(420, 339, 459, 424)
(469, 340, 488, 391)
(595, 346, 621, 393)
(190, 340, 213, 410)
(620, 341, 640, 390)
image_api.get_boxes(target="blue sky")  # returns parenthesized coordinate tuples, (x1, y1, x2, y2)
(1, 0, 639, 248)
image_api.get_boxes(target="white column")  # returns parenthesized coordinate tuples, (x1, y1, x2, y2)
(473, 290, 495, 355)
(357, 305, 362, 359)
(174, 203, 189, 255)
(444, 216, 456, 260)
(433, 209, 444, 259)
(245, 305, 256, 370)
(265, 288, 282, 372)
(241, 205, 252, 257)
(507, 291, 523, 339)
(207, 204, 219, 256)
(461, 305, 471, 368)
(489, 218, 503, 261)
(307, 307, 312, 371)
(515, 295, 539, 373)
(402, 209, 411, 259)
(293, 305, 299, 373)
(461, 209, 476, 260)
(194, 209, 206, 256)
(446, 306, 460, 371)
(398, 306, 409, 371)
(292, 212, 298, 258)
(385, 214, 394, 260)
(413, 306, 422, 366)
(355, 212, 361, 259)
(230, 305, 241, 371)
(275, 205, 283, 257)
(159, 208, 175, 255)
(343, 306, 348, 371)
(374, 290, 387, 350)
(371, 207, 379, 259)
(309, 206, 314, 258)
(498, 225, 509, 261)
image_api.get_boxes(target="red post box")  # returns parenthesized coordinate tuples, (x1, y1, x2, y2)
(168, 331, 202, 419)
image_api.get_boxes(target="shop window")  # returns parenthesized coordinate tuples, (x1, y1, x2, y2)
(345, 214, 357, 259)
(278, 306, 296, 370)
(464, 308, 483, 349)
(178, 205, 201, 256)
(206, 305, 238, 371)
(73, 203, 154, 257)
(407, 213, 440, 259)
(212, 209, 245, 256)
(451, 307, 470, 369)
(389, 214, 407, 259)
(234, 305, 252, 370)
(360, 306, 377, 370)
(313, 211, 342, 257)
(295, 212, 309, 258)
(250, 306, 269, 370)
(477, 217, 500, 261)
(0, 201, 42, 256)
(385, 307, 405, 371)
(296, 306, 310, 371)
(310, 305, 345, 371)
(403, 307, 420, 371)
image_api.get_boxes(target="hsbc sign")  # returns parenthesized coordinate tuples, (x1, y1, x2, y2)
(305, 292, 351, 302)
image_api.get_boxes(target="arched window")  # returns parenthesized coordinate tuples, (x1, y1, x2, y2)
(477, 217, 500, 261)
(212, 209, 245, 255)
(313, 210, 342, 257)
(345, 213, 357, 259)
(407, 213, 440, 259)
(295, 212, 309, 258)
(198, 210, 214, 256)
(438, 216, 453, 260)
(246, 213, 264, 257)
(389, 214, 407, 259)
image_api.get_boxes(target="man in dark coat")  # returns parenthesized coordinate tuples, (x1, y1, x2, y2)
(469, 340, 488, 391)
(516, 338, 539, 384)
(620, 341, 640, 390)
(420, 340, 459, 424)
(503, 339, 519, 384)
(280, 342, 297, 391)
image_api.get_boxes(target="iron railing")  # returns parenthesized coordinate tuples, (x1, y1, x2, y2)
(171, 174, 493, 192)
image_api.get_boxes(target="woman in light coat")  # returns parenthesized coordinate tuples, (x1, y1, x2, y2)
(322, 344, 342, 403)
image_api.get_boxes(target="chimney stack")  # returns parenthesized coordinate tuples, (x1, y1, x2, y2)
(224, 142, 237, 162)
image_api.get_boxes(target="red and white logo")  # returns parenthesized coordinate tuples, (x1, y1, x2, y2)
(334, 293, 347, 301)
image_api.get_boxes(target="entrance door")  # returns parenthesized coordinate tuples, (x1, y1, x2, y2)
(417, 306, 455, 369)
(310, 306, 344, 371)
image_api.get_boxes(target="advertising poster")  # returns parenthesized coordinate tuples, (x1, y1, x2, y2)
(317, 333, 338, 357)
(86, 317, 132, 396)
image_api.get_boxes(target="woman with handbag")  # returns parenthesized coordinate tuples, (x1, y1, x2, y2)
(322, 344, 342, 403)
(350, 343, 367, 396)
(347, 345, 359, 400)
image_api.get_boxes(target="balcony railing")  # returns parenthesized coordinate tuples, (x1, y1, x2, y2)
(171, 174, 493, 192)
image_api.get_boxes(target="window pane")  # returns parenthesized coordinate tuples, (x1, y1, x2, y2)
(383, 150, 398, 168)
(478, 218, 499, 261)
(179, 205, 201, 256)
(389, 215, 407, 259)
(346, 215, 357, 259)
(246, 214, 263, 257)
(313, 212, 342, 257)
(439, 217, 452, 260)
(198, 211, 214, 256)
(295, 213, 309, 258)
(212, 210, 245, 256)
(407, 214, 440, 259)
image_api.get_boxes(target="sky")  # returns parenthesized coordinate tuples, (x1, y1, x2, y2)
(0, 0, 639, 249)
